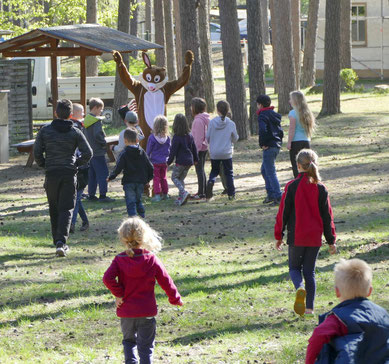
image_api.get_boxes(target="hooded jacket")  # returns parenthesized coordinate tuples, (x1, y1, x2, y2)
(83, 114, 107, 157)
(108, 145, 154, 185)
(258, 107, 284, 148)
(206, 116, 239, 160)
(103, 249, 182, 317)
(146, 133, 171, 164)
(33, 119, 92, 174)
(191, 112, 210, 152)
(167, 134, 198, 166)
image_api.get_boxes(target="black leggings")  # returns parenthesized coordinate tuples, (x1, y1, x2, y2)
(289, 141, 311, 178)
(195, 150, 208, 196)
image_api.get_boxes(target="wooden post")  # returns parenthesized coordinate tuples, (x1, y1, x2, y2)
(80, 55, 87, 111)
(50, 40, 59, 118)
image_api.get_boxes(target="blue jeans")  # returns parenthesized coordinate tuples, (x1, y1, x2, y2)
(124, 183, 145, 218)
(88, 156, 108, 198)
(209, 158, 235, 197)
(261, 147, 282, 200)
(288, 245, 320, 310)
(121, 317, 156, 364)
(71, 189, 88, 225)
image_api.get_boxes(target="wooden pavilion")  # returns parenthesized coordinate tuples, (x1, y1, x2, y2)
(0, 24, 163, 116)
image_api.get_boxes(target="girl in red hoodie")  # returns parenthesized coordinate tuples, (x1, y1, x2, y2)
(274, 149, 336, 316)
(103, 217, 183, 364)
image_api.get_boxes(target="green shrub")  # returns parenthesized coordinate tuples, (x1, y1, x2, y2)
(340, 68, 359, 91)
(98, 56, 153, 77)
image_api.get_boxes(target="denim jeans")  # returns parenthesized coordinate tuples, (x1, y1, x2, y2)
(71, 189, 88, 225)
(171, 165, 191, 196)
(261, 147, 282, 200)
(121, 317, 156, 364)
(208, 158, 235, 197)
(288, 245, 320, 310)
(123, 183, 145, 218)
(195, 151, 207, 196)
(88, 155, 109, 198)
(152, 164, 168, 195)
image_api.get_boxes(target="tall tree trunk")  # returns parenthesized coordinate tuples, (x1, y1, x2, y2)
(269, 0, 278, 94)
(112, 0, 131, 126)
(130, 0, 139, 58)
(145, 0, 152, 41)
(154, 0, 166, 67)
(291, 0, 300, 89)
(164, 0, 177, 79)
(173, 0, 183, 74)
(301, 0, 320, 88)
(272, 0, 296, 114)
(247, 0, 266, 135)
(340, 0, 351, 69)
(86, 0, 98, 76)
(320, 0, 341, 116)
(198, 0, 215, 112)
(180, 0, 204, 123)
(218, 0, 249, 140)
(260, 0, 270, 45)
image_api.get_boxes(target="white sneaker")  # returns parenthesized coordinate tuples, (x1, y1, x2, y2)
(180, 191, 190, 206)
(56, 243, 69, 257)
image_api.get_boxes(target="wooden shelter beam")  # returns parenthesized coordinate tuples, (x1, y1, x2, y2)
(2, 48, 102, 57)
(80, 55, 87, 112)
(50, 39, 59, 118)
(4, 35, 49, 51)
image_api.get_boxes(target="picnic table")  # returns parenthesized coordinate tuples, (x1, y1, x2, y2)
(11, 135, 119, 167)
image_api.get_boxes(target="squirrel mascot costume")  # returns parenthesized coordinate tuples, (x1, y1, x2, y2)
(112, 49, 194, 149)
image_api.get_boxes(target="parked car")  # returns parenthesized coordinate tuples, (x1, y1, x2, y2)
(210, 22, 221, 42)
(239, 19, 247, 40)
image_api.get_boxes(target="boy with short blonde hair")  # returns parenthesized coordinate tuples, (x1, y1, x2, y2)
(306, 258, 389, 364)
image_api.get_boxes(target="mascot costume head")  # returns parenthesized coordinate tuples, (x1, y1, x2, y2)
(113, 50, 194, 148)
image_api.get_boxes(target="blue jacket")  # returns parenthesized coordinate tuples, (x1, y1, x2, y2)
(167, 134, 198, 166)
(258, 107, 284, 148)
(316, 298, 389, 364)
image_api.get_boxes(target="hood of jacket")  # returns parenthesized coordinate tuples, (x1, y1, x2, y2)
(124, 145, 142, 158)
(154, 134, 169, 144)
(84, 113, 103, 128)
(195, 112, 210, 126)
(51, 119, 74, 133)
(214, 115, 229, 130)
(117, 249, 156, 278)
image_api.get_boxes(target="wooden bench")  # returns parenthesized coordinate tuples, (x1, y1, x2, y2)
(11, 135, 119, 167)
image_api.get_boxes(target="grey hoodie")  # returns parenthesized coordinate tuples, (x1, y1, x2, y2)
(206, 116, 239, 160)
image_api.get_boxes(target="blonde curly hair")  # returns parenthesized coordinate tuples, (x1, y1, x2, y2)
(118, 217, 162, 257)
(153, 115, 169, 137)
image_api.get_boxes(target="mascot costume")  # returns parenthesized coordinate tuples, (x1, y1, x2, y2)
(112, 50, 194, 149)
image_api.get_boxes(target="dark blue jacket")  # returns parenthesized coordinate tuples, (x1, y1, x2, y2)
(167, 134, 198, 166)
(258, 107, 284, 148)
(316, 298, 389, 364)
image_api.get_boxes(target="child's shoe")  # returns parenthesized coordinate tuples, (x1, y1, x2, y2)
(228, 195, 235, 201)
(294, 287, 306, 316)
(80, 221, 89, 232)
(270, 198, 281, 206)
(151, 194, 162, 202)
(206, 181, 214, 201)
(262, 196, 273, 204)
(69, 224, 75, 234)
(175, 197, 182, 206)
(180, 191, 190, 206)
(161, 194, 170, 200)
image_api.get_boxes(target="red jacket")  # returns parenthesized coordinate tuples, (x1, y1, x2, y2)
(275, 173, 336, 246)
(103, 249, 182, 317)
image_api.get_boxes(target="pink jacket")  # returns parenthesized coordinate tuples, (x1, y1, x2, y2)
(103, 249, 182, 317)
(191, 112, 210, 152)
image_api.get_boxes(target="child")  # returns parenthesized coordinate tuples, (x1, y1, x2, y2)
(191, 97, 210, 199)
(113, 109, 145, 157)
(84, 97, 114, 202)
(287, 91, 315, 178)
(107, 128, 153, 217)
(205, 100, 239, 201)
(257, 94, 284, 206)
(306, 259, 389, 364)
(70, 103, 89, 233)
(274, 149, 336, 316)
(167, 114, 198, 206)
(103, 217, 183, 364)
(146, 115, 171, 202)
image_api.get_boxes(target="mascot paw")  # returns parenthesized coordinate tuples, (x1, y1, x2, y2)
(185, 50, 194, 66)
(112, 51, 123, 64)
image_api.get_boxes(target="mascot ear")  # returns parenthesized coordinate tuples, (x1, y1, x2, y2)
(142, 52, 152, 68)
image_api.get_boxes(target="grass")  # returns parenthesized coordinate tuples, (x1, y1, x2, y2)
(2, 83, 389, 362)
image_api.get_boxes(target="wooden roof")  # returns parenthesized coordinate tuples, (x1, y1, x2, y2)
(0, 24, 163, 57)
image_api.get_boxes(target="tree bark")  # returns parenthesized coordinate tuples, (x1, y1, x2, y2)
(247, 0, 266, 135)
(86, 0, 98, 76)
(320, 0, 341, 116)
(180, 0, 204, 123)
(164, 0, 177, 80)
(340, 0, 351, 69)
(269, 0, 278, 93)
(198, 0, 215, 112)
(130, 0, 139, 58)
(112, 0, 131, 126)
(145, 0, 152, 41)
(291, 0, 301, 89)
(173, 0, 183, 74)
(218, 0, 249, 140)
(301, 0, 320, 88)
(154, 0, 166, 67)
(260, 0, 270, 45)
(272, 0, 296, 114)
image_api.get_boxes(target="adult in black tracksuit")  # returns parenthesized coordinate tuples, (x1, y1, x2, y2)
(34, 99, 92, 256)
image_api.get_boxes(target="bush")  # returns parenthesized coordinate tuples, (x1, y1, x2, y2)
(340, 68, 359, 91)
(98, 55, 154, 77)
